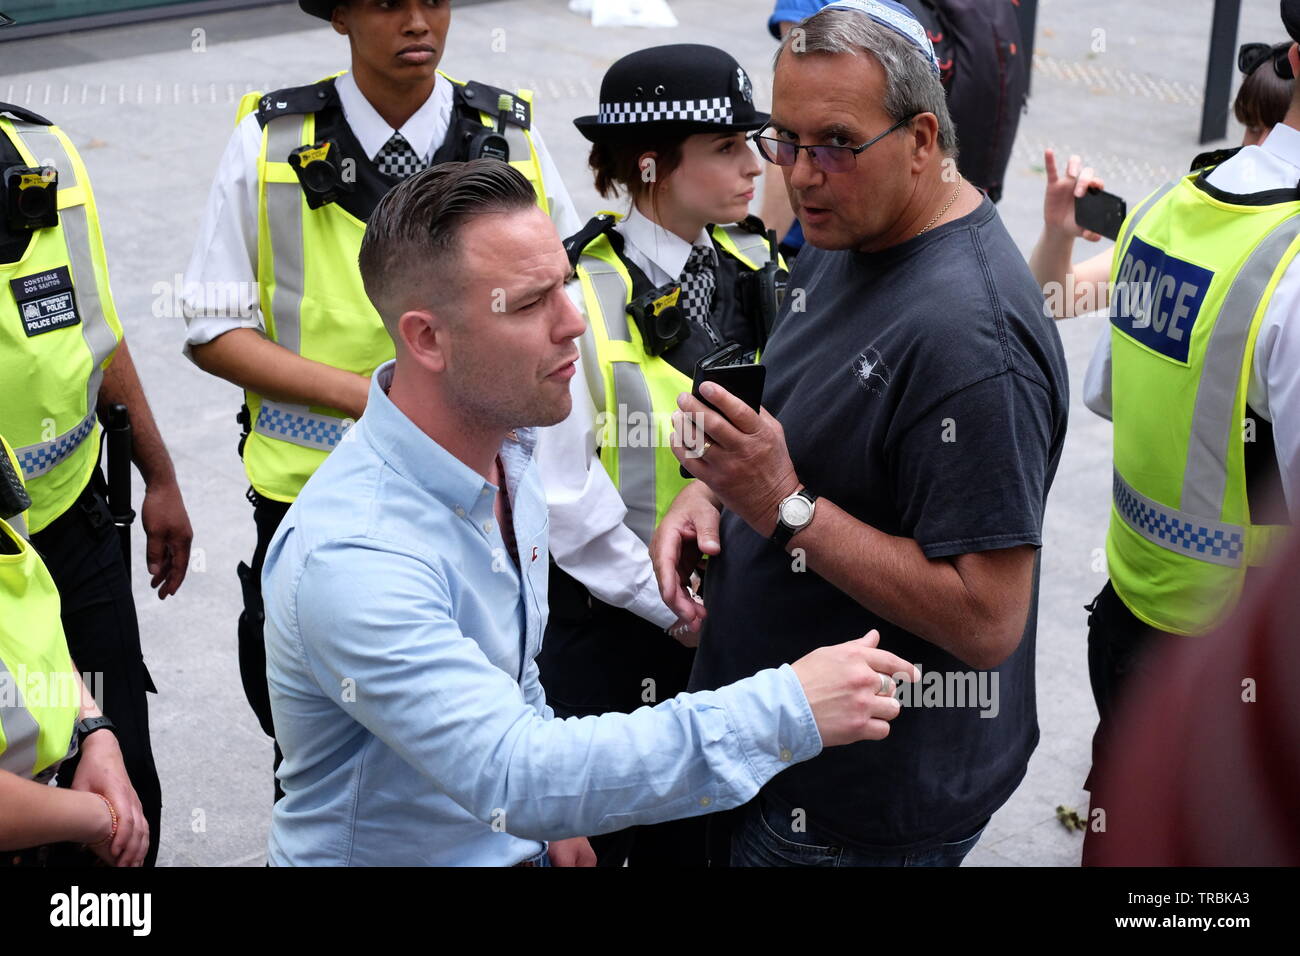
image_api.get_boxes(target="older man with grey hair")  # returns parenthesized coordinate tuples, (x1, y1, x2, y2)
(652, 0, 1069, 865)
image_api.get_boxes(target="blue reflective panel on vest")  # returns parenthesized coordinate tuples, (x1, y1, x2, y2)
(1110, 235, 1213, 363)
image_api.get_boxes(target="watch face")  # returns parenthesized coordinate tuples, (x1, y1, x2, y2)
(780, 495, 813, 528)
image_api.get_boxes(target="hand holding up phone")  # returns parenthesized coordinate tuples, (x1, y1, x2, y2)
(1074, 187, 1127, 243)
(678, 344, 765, 478)
(671, 377, 801, 540)
(1043, 148, 1110, 242)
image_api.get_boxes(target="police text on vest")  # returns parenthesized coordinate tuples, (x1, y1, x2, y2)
(1111, 235, 1214, 364)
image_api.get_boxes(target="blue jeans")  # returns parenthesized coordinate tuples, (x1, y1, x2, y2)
(730, 796, 988, 867)
(517, 846, 552, 867)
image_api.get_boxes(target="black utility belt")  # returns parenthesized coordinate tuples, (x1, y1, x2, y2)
(39, 470, 110, 539)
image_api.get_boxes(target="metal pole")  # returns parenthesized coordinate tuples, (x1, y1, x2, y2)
(1015, 0, 1040, 97)
(1200, 0, 1242, 144)
(105, 403, 135, 577)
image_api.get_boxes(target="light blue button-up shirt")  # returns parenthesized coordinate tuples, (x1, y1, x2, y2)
(262, 360, 822, 866)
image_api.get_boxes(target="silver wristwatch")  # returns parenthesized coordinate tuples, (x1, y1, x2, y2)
(772, 489, 817, 549)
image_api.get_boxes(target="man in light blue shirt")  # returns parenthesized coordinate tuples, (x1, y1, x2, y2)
(262, 159, 917, 866)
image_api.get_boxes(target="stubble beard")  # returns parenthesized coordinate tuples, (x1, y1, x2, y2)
(446, 365, 572, 433)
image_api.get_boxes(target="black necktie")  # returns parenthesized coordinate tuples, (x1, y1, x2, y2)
(679, 244, 720, 345)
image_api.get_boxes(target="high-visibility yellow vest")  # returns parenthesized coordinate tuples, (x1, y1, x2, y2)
(0, 436, 77, 781)
(0, 111, 122, 534)
(234, 71, 549, 502)
(1106, 168, 1295, 635)
(570, 215, 778, 544)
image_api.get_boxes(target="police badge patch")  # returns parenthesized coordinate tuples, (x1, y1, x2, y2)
(11, 266, 81, 337)
(736, 67, 753, 104)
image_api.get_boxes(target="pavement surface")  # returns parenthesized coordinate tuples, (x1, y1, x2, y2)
(0, 0, 1284, 866)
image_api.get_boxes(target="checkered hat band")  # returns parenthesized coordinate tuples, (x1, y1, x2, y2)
(598, 97, 734, 125)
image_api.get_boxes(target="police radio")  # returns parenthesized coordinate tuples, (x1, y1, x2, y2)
(288, 140, 353, 209)
(3, 165, 58, 231)
(455, 93, 517, 163)
(0, 444, 31, 522)
(627, 284, 691, 356)
(463, 127, 509, 163)
(736, 232, 789, 345)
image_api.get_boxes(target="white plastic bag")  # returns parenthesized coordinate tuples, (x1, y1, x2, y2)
(570, 0, 679, 29)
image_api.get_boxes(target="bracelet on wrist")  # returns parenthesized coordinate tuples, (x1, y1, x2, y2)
(84, 793, 118, 849)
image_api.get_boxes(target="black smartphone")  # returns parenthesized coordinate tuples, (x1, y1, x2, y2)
(1074, 187, 1127, 241)
(679, 344, 766, 477)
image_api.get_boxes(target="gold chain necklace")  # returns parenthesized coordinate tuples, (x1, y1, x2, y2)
(916, 182, 963, 237)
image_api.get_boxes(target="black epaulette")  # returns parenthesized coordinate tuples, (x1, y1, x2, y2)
(732, 214, 769, 236)
(563, 213, 619, 267)
(254, 80, 336, 129)
(0, 102, 53, 126)
(458, 80, 531, 131)
(1190, 145, 1242, 173)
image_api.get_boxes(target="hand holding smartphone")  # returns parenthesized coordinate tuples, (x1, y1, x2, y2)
(679, 344, 766, 478)
(1074, 187, 1127, 242)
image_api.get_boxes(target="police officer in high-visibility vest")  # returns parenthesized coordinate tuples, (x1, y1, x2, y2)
(534, 44, 786, 867)
(0, 104, 192, 867)
(1080, 0, 1300, 831)
(0, 436, 150, 867)
(182, 0, 579, 797)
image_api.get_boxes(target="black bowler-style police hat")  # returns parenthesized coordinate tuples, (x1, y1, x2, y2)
(574, 44, 769, 143)
(298, 0, 339, 19)
(1285, 0, 1300, 43)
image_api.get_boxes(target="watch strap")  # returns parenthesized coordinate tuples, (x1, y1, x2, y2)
(75, 715, 117, 745)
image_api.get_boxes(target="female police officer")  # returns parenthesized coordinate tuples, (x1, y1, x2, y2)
(0, 437, 148, 867)
(534, 43, 785, 867)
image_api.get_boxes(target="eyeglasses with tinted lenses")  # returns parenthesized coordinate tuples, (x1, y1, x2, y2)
(1238, 42, 1294, 80)
(749, 114, 916, 173)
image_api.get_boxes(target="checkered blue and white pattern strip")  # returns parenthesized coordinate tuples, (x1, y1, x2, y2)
(17, 411, 96, 479)
(598, 97, 733, 125)
(255, 405, 349, 449)
(1112, 471, 1244, 566)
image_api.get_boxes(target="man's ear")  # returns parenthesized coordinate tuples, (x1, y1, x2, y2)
(910, 112, 940, 174)
(398, 308, 448, 374)
(1290, 43, 1300, 84)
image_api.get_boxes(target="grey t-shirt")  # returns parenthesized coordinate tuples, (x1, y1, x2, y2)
(690, 196, 1069, 849)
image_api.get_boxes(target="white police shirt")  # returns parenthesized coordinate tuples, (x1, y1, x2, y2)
(1083, 121, 1300, 519)
(535, 205, 718, 630)
(180, 70, 582, 354)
